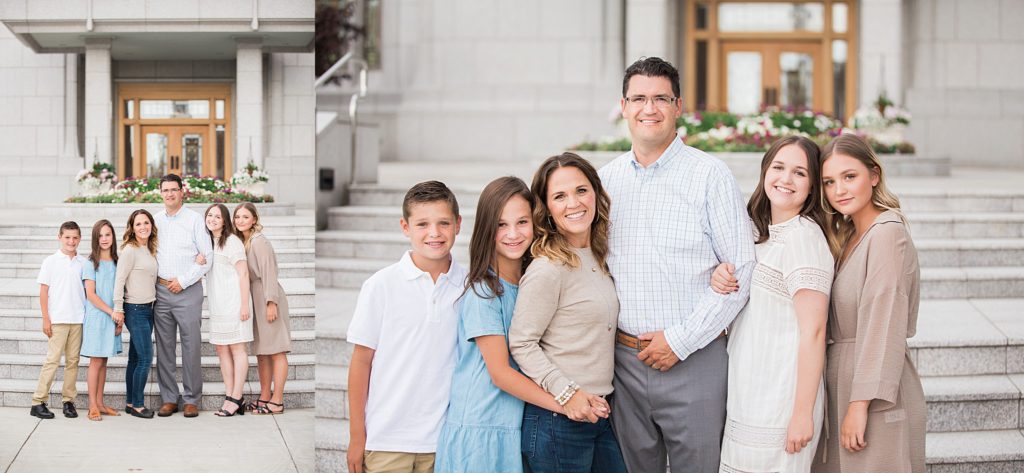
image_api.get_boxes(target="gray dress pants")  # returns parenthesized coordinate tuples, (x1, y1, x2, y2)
(154, 283, 204, 405)
(611, 336, 728, 473)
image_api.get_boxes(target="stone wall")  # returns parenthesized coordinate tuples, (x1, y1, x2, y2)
(265, 53, 316, 207)
(0, 28, 79, 206)
(905, 0, 1024, 167)
(322, 0, 626, 163)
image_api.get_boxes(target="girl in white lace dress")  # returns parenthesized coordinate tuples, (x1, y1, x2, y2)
(712, 136, 835, 472)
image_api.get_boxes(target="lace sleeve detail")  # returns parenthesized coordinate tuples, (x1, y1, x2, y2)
(786, 267, 832, 296)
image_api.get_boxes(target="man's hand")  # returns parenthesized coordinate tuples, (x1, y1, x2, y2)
(637, 331, 680, 372)
(266, 302, 278, 323)
(168, 278, 183, 294)
(42, 318, 53, 338)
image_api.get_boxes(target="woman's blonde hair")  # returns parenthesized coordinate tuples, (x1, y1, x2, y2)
(233, 202, 263, 250)
(820, 133, 906, 259)
(529, 152, 611, 272)
(122, 209, 158, 256)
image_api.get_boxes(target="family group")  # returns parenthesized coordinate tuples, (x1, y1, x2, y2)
(30, 174, 292, 421)
(347, 57, 925, 473)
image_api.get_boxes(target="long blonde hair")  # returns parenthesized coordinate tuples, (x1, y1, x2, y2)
(233, 202, 263, 251)
(820, 134, 906, 259)
(529, 153, 612, 272)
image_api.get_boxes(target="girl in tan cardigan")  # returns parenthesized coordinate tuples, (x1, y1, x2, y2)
(812, 134, 926, 472)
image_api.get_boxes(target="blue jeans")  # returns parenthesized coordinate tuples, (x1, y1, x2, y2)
(522, 402, 628, 473)
(124, 303, 154, 407)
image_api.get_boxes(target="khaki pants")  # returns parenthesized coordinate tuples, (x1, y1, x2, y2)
(364, 451, 435, 473)
(31, 323, 83, 405)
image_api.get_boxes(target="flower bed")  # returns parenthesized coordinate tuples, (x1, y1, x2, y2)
(572, 106, 915, 155)
(65, 176, 274, 204)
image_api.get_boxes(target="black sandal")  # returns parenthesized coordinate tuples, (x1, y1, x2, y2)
(214, 396, 245, 417)
(253, 400, 284, 415)
(246, 398, 268, 412)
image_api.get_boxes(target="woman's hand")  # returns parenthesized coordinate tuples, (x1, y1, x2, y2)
(111, 311, 124, 326)
(240, 307, 250, 322)
(710, 262, 738, 294)
(563, 389, 598, 423)
(785, 411, 814, 454)
(840, 400, 869, 452)
(195, 253, 207, 265)
(266, 302, 278, 323)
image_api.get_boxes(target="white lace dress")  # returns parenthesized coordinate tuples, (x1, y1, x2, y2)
(207, 234, 254, 345)
(720, 215, 834, 472)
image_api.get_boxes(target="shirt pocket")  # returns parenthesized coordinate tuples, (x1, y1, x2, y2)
(648, 194, 703, 254)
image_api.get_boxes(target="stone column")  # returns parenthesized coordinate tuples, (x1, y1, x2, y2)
(62, 53, 80, 159)
(859, 0, 904, 106)
(236, 38, 264, 169)
(84, 37, 112, 167)
(625, 0, 675, 63)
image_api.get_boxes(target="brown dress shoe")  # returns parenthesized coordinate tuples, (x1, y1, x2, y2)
(157, 402, 179, 417)
(183, 404, 199, 418)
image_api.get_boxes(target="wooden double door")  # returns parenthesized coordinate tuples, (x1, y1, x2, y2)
(722, 41, 823, 114)
(141, 126, 209, 178)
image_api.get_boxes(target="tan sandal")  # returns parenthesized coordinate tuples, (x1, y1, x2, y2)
(87, 407, 102, 421)
(99, 405, 121, 416)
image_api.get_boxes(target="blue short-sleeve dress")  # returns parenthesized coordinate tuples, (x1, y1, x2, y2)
(435, 278, 525, 473)
(81, 260, 123, 358)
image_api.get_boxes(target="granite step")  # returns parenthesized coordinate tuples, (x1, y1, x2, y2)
(349, 185, 1024, 214)
(0, 329, 317, 357)
(0, 261, 314, 279)
(926, 429, 1024, 472)
(0, 306, 316, 331)
(316, 256, 1024, 298)
(922, 375, 1024, 433)
(0, 353, 316, 383)
(0, 378, 315, 409)
(0, 247, 314, 265)
(316, 230, 1024, 268)
(315, 364, 347, 420)
(0, 277, 316, 309)
(0, 221, 315, 237)
(328, 206, 1024, 240)
(315, 416, 349, 473)
(0, 234, 315, 250)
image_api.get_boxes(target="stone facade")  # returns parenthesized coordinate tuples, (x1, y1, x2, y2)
(0, 0, 315, 205)
(318, 0, 1023, 168)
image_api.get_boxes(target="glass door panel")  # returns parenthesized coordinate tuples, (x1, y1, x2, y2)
(145, 131, 168, 177)
(779, 52, 814, 109)
(181, 133, 203, 176)
(726, 51, 763, 115)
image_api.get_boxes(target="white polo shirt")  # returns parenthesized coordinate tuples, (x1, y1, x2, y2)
(37, 251, 87, 324)
(347, 251, 468, 453)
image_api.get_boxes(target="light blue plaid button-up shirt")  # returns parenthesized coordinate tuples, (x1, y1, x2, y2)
(598, 136, 755, 361)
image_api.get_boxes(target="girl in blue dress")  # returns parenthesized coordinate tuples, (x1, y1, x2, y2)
(435, 177, 568, 473)
(81, 219, 123, 421)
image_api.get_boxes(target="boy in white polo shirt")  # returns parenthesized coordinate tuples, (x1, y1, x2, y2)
(347, 181, 468, 473)
(30, 221, 87, 419)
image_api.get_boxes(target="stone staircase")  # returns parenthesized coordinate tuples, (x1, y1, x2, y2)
(315, 170, 1024, 472)
(0, 207, 316, 411)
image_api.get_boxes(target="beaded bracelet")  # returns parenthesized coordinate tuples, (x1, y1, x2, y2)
(555, 381, 580, 406)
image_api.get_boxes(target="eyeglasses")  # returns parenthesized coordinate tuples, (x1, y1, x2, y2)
(160, 188, 182, 194)
(624, 95, 678, 108)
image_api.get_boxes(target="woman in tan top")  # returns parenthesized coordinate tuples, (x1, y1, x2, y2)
(113, 209, 160, 419)
(234, 203, 291, 415)
(812, 134, 925, 472)
(509, 153, 627, 472)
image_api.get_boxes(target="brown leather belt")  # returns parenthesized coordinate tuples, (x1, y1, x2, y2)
(615, 329, 727, 350)
(157, 277, 173, 288)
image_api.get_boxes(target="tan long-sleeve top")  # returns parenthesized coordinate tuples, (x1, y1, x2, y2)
(509, 247, 619, 397)
(113, 243, 158, 311)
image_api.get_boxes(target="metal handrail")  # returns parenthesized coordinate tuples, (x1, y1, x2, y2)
(315, 51, 369, 187)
